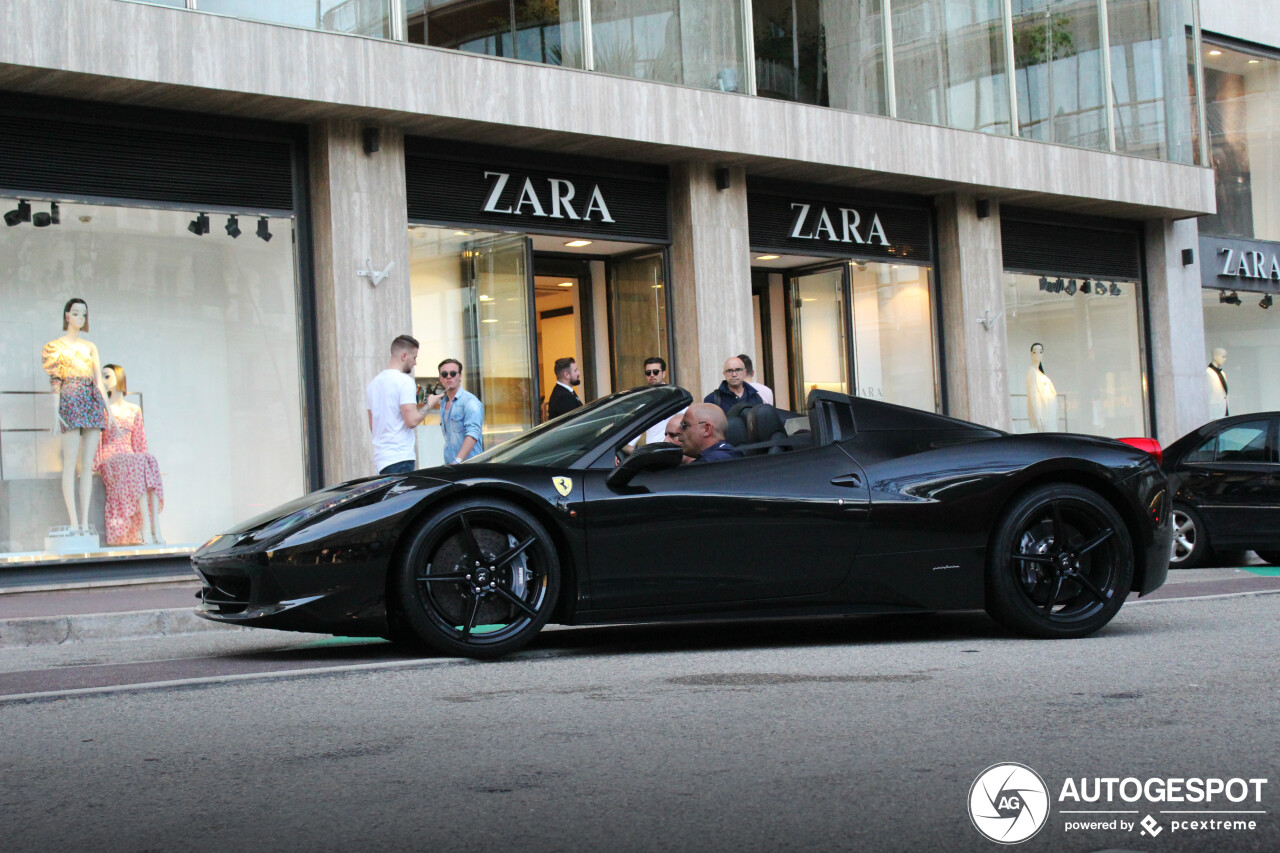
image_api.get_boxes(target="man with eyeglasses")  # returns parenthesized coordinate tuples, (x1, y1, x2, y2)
(678, 403, 742, 463)
(366, 334, 432, 475)
(424, 358, 484, 465)
(703, 356, 763, 416)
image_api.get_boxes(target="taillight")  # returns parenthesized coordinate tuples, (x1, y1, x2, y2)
(1118, 436, 1162, 466)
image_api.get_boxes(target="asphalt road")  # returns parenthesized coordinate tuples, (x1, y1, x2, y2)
(0, 590, 1276, 853)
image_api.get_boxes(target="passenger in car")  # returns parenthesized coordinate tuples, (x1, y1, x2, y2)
(678, 403, 743, 463)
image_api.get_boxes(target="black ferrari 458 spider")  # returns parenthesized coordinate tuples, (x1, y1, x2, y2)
(192, 385, 1171, 658)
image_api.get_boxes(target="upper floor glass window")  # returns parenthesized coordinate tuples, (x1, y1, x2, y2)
(1201, 42, 1280, 241)
(1107, 0, 1197, 163)
(406, 0, 584, 67)
(198, 0, 394, 38)
(591, 0, 746, 91)
(1012, 0, 1108, 150)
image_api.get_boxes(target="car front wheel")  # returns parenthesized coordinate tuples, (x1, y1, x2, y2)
(394, 498, 560, 659)
(986, 484, 1134, 639)
(1170, 503, 1210, 568)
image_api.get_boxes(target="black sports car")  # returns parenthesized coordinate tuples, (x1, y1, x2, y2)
(1162, 412, 1280, 568)
(192, 386, 1171, 658)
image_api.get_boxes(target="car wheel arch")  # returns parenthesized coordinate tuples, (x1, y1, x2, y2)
(383, 483, 581, 628)
(988, 466, 1150, 595)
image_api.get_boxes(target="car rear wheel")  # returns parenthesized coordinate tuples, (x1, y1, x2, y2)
(1255, 551, 1280, 566)
(1170, 503, 1210, 569)
(986, 484, 1133, 639)
(394, 498, 560, 659)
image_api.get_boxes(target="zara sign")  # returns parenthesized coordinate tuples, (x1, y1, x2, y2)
(747, 182, 933, 262)
(481, 171, 615, 223)
(1200, 235, 1280, 293)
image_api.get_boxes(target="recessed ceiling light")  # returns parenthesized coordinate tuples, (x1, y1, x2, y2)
(453, 230, 470, 236)
(564, 239, 592, 247)
(755, 254, 780, 261)
(481, 318, 499, 323)
(1208, 50, 1222, 56)
(1248, 59, 1261, 64)
(557, 281, 574, 287)
(479, 294, 494, 301)
(802, 297, 817, 302)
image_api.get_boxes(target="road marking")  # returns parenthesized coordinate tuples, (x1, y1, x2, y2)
(1130, 587, 1280, 606)
(0, 657, 462, 705)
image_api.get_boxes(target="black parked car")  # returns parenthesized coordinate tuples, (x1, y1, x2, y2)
(1162, 412, 1280, 568)
(192, 386, 1171, 658)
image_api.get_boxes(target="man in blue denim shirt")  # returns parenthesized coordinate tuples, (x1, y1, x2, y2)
(425, 358, 484, 465)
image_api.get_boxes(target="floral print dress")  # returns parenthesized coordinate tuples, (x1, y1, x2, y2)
(41, 338, 108, 432)
(93, 406, 164, 545)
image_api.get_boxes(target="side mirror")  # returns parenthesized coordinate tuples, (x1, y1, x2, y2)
(606, 443, 684, 490)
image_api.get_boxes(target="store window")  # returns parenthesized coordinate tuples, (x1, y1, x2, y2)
(609, 252, 669, 391)
(406, 0, 584, 67)
(892, 0, 1012, 135)
(1002, 272, 1146, 437)
(788, 261, 938, 411)
(1200, 289, 1280, 417)
(0, 200, 305, 561)
(591, 0, 746, 91)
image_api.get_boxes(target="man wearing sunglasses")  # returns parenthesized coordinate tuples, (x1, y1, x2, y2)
(424, 358, 484, 465)
(642, 356, 668, 387)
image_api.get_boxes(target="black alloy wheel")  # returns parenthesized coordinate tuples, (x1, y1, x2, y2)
(986, 484, 1133, 639)
(395, 498, 560, 658)
(1169, 503, 1210, 568)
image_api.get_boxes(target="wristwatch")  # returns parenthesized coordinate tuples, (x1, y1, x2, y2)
(453, 457, 463, 464)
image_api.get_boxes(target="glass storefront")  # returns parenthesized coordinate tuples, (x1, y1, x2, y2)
(1201, 288, 1280, 417)
(198, 0, 394, 37)
(0, 199, 306, 560)
(1002, 272, 1147, 436)
(787, 261, 938, 412)
(609, 252, 669, 390)
(406, 0, 584, 67)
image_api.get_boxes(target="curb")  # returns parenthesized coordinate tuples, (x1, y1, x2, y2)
(0, 608, 243, 648)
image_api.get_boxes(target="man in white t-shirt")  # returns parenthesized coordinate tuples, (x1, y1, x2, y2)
(738, 353, 774, 406)
(366, 334, 431, 475)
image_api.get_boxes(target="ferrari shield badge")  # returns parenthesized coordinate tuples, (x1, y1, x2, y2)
(552, 476, 573, 497)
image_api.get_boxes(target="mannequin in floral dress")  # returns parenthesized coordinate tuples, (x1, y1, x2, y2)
(42, 298, 112, 532)
(94, 364, 165, 546)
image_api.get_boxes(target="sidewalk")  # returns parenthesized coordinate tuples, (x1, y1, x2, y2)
(1, 566, 1277, 649)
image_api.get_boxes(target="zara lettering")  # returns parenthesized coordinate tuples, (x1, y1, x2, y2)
(482, 171, 615, 223)
(1218, 246, 1280, 281)
(789, 202, 889, 245)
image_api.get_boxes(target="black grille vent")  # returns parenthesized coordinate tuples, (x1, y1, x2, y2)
(1002, 215, 1142, 280)
(0, 112, 296, 212)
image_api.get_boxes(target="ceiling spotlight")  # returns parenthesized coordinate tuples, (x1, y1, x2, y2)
(1038, 275, 1049, 292)
(256, 216, 272, 242)
(225, 215, 241, 238)
(1219, 289, 1241, 305)
(1065, 279, 1078, 296)
(188, 213, 210, 235)
(5, 199, 31, 227)
(33, 202, 61, 227)
(1109, 282, 1122, 297)
(50, 202, 59, 225)
(1054, 277, 1066, 293)
(1080, 279, 1092, 294)
(1260, 293, 1273, 309)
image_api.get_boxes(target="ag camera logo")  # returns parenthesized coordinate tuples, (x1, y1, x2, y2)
(969, 763, 1051, 844)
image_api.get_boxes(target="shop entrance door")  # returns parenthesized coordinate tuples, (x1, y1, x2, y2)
(465, 235, 538, 446)
(787, 264, 850, 406)
(532, 256, 593, 422)
(608, 251, 669, 389)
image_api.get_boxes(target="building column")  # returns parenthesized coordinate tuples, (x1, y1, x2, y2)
(936, 193, 1011, 430)
(310, 120, 412, 486)
(669, 162, 753, 399)
(1145, 218, 1209, 444)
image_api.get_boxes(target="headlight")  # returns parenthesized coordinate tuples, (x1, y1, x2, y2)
(256, 477, 402, 538)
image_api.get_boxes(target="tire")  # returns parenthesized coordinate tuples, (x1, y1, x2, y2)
(394, 498, 560, 659)
(1169, 503, 1211, 569)
(986, 484, 1134, 639)
(1255, 551, 1280, 566)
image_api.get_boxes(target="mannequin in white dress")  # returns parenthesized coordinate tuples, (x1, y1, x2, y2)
(1026, 342, 1059, 432)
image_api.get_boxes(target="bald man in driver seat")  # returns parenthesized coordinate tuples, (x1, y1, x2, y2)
(678, 403, 743, 463)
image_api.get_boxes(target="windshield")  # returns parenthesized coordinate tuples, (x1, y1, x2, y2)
(472, 385, 690, 467)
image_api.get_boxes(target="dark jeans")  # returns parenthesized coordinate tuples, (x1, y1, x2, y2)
(379, 459, 416, 475)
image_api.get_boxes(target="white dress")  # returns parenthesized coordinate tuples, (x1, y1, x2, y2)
(1206, 367, 1228, 420)
(1027, 367, 1058, 432)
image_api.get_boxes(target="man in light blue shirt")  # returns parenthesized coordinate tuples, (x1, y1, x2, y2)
(425, 357, 484, 465)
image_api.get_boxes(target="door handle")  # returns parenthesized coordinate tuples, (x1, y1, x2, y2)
(831, 473, 862, 488)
